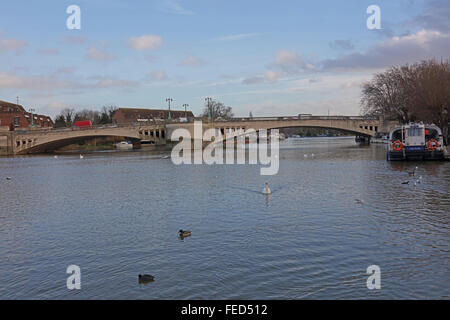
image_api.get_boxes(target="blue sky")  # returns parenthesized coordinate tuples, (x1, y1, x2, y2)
(0, 0, 449, 118)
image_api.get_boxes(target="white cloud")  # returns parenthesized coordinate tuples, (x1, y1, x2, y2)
(214, 33, 262, 41)
(0, 33, 27, 53)
(179, 55, 204, 67)
(150, 70, 168, 81)
(128, 35, 162, 51)
(87, 47, 115, 61)
(162, 0, 194, 15)
(322, 29, 450, 70)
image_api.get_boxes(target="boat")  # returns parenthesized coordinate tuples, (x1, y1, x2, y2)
(387, 123, 445, 161)
(115, 141, 133, 150)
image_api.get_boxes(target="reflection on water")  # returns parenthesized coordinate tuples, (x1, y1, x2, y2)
(0, 137, 449, 299)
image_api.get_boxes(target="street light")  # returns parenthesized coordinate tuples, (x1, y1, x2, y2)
(205, 97, 212, 122)
(165, 98, 173, 120)
(182, 104, 189, 118)
(29, 108, 35, 127)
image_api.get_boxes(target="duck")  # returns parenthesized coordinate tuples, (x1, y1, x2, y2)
(6, 177, 12, 180)
(407, 166, 418, 176)
(138, 274, 155, 283)
(401, 181, 410, 185)
(263, 182, 271, 195)
(179, 229, 191, 237)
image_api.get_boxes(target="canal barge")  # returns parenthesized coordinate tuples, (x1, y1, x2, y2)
(387, 123, 445, 161)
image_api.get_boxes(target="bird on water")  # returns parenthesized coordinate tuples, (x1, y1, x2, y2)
(138, 274, 154, 283)
(179, 229, 192, 237)
(263, 182, 271, 195)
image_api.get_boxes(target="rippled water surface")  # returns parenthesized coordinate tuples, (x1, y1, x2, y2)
(0, 137, 449, 299)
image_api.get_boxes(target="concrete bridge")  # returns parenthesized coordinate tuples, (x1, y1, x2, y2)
(0, 115, 399, 155)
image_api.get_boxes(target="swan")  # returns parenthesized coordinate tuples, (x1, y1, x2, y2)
(179, 229, 191, 237)
(138, 274, 154, 283)
(263, 182, 271, 195)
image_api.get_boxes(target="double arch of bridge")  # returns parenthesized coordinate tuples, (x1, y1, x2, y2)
(6, 117, 398, 154)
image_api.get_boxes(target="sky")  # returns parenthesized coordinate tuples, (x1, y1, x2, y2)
(0, 0, 449, 118)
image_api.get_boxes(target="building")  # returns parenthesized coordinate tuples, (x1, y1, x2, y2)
(0, 100, 54, 129)
(112, 107, 194, 125)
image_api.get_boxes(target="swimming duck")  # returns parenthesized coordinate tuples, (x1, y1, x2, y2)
(179, 229, 191, 237)
(138, 274, 154, 283)
(263, 182, 271, 195)
(6, 177, 11, 180)
(407, 166, 418, 176)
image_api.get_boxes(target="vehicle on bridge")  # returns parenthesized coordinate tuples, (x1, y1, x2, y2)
(74, 120, 92, 129)
(387, 123, 445, 161)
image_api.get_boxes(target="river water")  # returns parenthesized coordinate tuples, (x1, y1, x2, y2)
(0, 137, 449, 299)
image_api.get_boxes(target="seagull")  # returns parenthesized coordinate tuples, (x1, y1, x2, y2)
(311, 153, 315, 157)
(263, 182, 271, 195)
(54, 155, 58, 159)
(79, 154, 84, 159)
(304, 154, 308, 158)
(354, 198, 365, 204)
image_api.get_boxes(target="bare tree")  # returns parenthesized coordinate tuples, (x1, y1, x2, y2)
(201, 100, 234, 120)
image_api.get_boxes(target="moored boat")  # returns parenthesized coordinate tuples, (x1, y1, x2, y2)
(387, 123, 445, 161)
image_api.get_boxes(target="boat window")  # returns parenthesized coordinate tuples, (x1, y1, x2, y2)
(392, 129, 402, 140)
(407, 127, 423, 137)
(425, 128, 438, 139)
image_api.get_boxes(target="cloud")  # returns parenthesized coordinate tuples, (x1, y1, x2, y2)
(162, 0, 194, 15)
(0, 71, 77, 91)
(37, 48, 60, 55)
(214, 33, 262, 41)
(329, 40, 354, 51)
(270, 50, 315, 74)
(265, 70, 281, 83)
(0, 33, 27, 54)
(322, 29, 450, 71)
(150, 70, 168, 81)
(179, 55, 204, 67)
(128, 35, 162, 50)
(87, 47, 115, 61)
(61, 35, 86, 45)
(94, 77, 137, 88)
(242, 76, 265, 85)
(410, 0, 450, 32)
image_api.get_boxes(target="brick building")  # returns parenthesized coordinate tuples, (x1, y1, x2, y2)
(112, 107, 194, 125)
(0, 100, 54, 129)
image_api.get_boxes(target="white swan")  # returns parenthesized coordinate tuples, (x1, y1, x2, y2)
(263, 182, 271, 195)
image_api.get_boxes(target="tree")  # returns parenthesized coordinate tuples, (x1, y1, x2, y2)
(56, 108, 75, 127)
(361, 58, 450, 141)
(201, 99, 234, 120)
(54, 115, 67, 128)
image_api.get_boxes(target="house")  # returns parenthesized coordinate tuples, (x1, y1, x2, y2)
(112, 107, 194, 125)
(0, 100, 54, 129)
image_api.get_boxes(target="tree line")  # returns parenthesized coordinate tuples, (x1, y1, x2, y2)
(54, 106, 118, 128)
(361, 58, 450, 140)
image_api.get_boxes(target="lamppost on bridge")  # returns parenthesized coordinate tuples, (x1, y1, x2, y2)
(29, 108, 35, 127)
(205, 97, 212, 123)
(182, 104, 189, 119)
(165, 98, 173, 121)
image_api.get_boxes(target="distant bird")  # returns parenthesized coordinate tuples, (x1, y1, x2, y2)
(401, 181, 410, 185)
(311, 153, 315, 157)
(5, 177, 11, 180)
(354, 198, 365, 204)
(263, 182, 271, 195)
(304, 154, 308, 158)
(407, 166, 418, 176)
(138, 274, 154, 283)
(54, 155, 58, 159)
(161, 155, 170, 159)
(179, 229, 192, 237)
(414, 181, 417, 187)
(79, 154, 84, 159)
